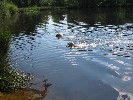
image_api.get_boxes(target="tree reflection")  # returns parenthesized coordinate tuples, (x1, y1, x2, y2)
(60, 8, 133, 25)
(11, 12, 49, 35)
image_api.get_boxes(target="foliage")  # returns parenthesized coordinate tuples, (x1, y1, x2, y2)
(21, 6, 41, 14)
(0, 29, 11, 52)
(1, 0, 133, 9)
(0, 7, 32, 92)
(0, 1, 18, 17)
(0, 28, 33, 92)
(39, 0, 56, 6)
(6, 2, 18, 14)
(1, 0, 130, 8)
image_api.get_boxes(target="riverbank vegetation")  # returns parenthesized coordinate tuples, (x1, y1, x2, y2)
(11, 0, 133, 8)
(0, 0, 18, 17)
(0, 0, 132, 14)
(0, 29, 32, 92)
(0, 26, 33, 93)
(0, 0, 31, 93)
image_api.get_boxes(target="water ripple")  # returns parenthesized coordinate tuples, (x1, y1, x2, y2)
(8, 14, 133, 97)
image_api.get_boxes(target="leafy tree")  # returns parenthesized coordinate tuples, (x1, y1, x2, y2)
(1, 0, 133, 9)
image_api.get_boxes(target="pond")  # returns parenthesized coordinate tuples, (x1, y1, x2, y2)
(1, 7, 133, 100)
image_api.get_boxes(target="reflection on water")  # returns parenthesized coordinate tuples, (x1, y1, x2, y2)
(2, 8, 133, 99)
(0, 79, 52, 100)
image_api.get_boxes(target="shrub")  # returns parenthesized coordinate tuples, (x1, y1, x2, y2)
(0, 1, 18, 16)
(0, 29, 11, 52)
(6, 2, 18, 14)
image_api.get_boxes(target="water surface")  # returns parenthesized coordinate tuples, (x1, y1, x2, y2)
(2, 8, 133, 100)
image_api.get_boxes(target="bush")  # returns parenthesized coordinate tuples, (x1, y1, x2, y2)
(0, 29, 11, 52)
(6, 2, 18, 14)
(0, 1, 18, 16)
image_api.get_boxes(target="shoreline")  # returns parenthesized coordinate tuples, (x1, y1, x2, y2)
(18, 6, 133, 13)
(18, 6, 65, 13)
